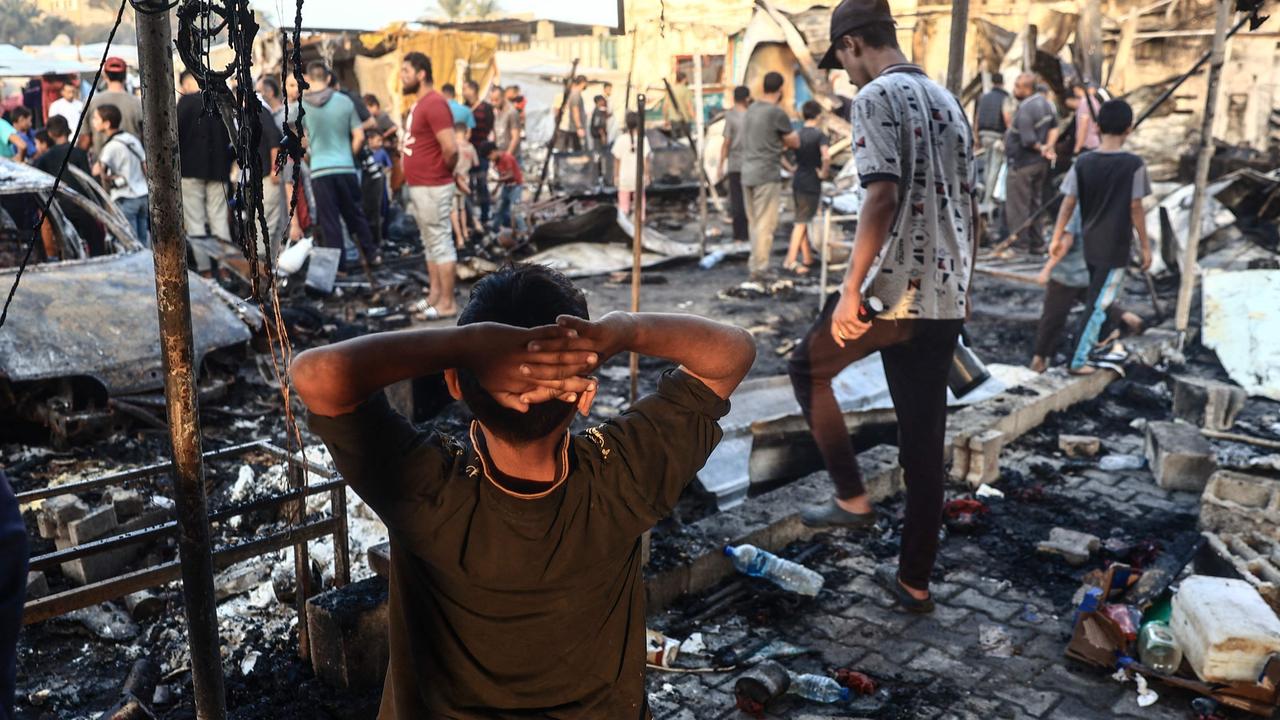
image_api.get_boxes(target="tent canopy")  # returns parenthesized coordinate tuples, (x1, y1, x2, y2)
(0, 45, 99, 77)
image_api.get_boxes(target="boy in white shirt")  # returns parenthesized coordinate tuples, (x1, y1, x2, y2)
(91, 104, 149, 245)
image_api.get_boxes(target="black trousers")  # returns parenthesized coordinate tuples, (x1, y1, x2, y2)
(312, 173, 376, 265)
(471, 156, 491, 225)
(1006, 160, 1048, 251)
(1032, 279, 1125, 360)
(360, 172, 384, 249)
(789, 294, 962, 589)
(727, 171, 749, 241)
(0, 471, 26, 720)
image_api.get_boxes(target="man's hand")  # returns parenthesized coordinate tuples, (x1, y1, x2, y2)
(830, 290, 872, 348)
(464, 323, 599, 412)
(1035, 265, 1052, 286)
(1140, 248, 1152, 272)
(550, 313, 635, 369)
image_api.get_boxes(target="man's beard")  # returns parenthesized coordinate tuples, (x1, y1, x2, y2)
(403, 78, 420, 94)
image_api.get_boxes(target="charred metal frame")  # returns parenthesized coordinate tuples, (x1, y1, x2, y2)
(18, 440, 352, 657)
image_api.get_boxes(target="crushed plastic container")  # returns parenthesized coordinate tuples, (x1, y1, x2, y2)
(1170, 575, 1280, 682)
(787, 673, 850, 703)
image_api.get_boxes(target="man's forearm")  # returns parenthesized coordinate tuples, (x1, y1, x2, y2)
(618, 313, 755, 399)
(1132, 203, 1149, 251)
(292, 326, 474, 415)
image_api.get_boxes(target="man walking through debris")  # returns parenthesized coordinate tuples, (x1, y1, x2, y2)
(400, 52, 459, 320)
(791, 0, 975, 614)
(465, 80, 494, 228)
(1046, 99, 1152, 375)
(292, 263, 755, 719)
(176, 70, 233, 273)
(720, 85, 752, 246)
(555, 75, 588, 152)
(664, 70, 695, 138)
(302, 61, 380, 271)
(1004, 73, 1058, 254)
(973, 72, 1014, 211)
(491, 85, 522, 158)
(741, 71, 799, 280)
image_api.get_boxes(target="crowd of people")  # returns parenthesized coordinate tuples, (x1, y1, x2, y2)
(0, 53, 529, 323)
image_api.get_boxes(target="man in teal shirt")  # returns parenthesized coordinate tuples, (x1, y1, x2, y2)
(441, 83, 475, 129)
(301, 61, 378, 269)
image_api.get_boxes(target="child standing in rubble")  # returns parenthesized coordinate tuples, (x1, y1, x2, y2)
(1046, 99, 1152, 375)
(292, 264, 755, 719)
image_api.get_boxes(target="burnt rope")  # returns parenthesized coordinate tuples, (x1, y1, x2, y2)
(0, 0, 130, 331)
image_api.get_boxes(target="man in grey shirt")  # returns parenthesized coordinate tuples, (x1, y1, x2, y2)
(740, 72, 799, 279)
(81, 56, 143, 158)
(718, 85, 751, 243)
(1004, 73, 1059, 254)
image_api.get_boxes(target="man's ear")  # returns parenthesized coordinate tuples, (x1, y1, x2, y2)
(443, 368, 463, 402)
(576, 378, 598, 417)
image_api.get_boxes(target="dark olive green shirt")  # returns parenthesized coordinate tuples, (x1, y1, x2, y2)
(307, 369, 729, 719)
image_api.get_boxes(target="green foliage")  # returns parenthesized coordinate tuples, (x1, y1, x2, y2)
(0, 0, 122, 45)
(434, 0, 501, 20)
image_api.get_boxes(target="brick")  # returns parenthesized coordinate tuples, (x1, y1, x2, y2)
(966, 430, 1006, 487)
(1036, 528, 1100, 566)
(37, 495, 87, 538)
(66, 505, 118, 546)
(105, 489, 145, 520)
(951, 588, 1022, 621)
(908, 647, 988, 682)
(994, 686, 1061, 717)
(1144, 421, 1215, 492)
(215, 563, 272, 602)
(1172, 375, 1247, 432)
(307, 576, 389, 690)
(1057, 435, 1100, 458)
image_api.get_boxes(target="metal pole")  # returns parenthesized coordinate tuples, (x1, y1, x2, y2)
(533, 58, 579, 203)
(629, 94, 646, 404)
(135, 4, 226, 719)
(693, 54, 708, 255)
(1175, 0, 1232, 340)
(946, 0, 971, 95)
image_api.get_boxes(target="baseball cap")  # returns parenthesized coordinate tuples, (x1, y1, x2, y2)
(104, 57, 127, 73)
(817, 0, 896, 70)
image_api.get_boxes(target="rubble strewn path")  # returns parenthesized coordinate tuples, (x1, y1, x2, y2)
(644, 389, 1218, 719)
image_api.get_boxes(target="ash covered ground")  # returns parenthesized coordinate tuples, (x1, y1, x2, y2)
(7, 204, 1277, 719)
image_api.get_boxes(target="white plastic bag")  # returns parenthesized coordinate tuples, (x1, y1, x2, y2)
(276, 236, 313, 276)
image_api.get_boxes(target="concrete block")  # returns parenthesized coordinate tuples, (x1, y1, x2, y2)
(105, 489, 146, 520)
(66, 505, 118, 546)
(1200, 470, 1280, 536)
(1144, 421, 1216, 492)
(1058, 434, 1101, 458)
(215, 562, 272, 602)
(37, 496, 88, 539)
(1037, 528, 1101, 566)
(1172, 375, 1248, 432)
(965, 429, 1006, 487)
(26, 571, 48, 599)
(307, 576, 389, 690)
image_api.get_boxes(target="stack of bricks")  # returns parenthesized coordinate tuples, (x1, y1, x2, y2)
(34, 489, 170, 588)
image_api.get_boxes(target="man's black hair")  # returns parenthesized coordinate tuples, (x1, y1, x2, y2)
(362, 93, 380, 108)
(105, 68, 126, 83)
(34, 129, 51, 148)
(403, 52, 433, 83)
(96, 103, 122, 129)
(456, 265, 590, 444)
(762, 71, 784, 94)
(733, 85, 750, 103)
(991, 72, 1004, 86)
(625, 111, 639, 131)
(845, 20, 899, 50)
(574, 75, 587, 85)
(602, 81, 612, 90)
(802, 100, 822, 120)
(464, 79, 479, 92)
(10, 107, 31, 122)
(260, 75, 281, 99)
(45, 114, 70, 139)
(1097, 99, 1134, 136)
(305, 61, 329, 80)
(179, 69, 194, 85)
(441, 83, 456, 96)
(593, 94, 606, 105)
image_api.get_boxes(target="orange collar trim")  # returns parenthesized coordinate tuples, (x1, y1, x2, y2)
(468, 421, 570, 500)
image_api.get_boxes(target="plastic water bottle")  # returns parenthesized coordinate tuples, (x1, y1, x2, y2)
(1138, 621, 1183, 674)
(1099, 454, 1146, 471)
(724, 544, 825, 596)
(788, 673, 851, 703)
(699, 250, 727, 269)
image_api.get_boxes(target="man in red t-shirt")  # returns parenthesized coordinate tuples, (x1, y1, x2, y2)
(487, 147, 525, 235)
(400, 51, 459, 319)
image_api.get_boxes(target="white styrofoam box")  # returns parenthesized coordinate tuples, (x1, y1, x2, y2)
(1171, 575, 1280, 683)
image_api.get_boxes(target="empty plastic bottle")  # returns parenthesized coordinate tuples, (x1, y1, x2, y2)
(1138, 621, 1183, 674)
(787, 673, 850, 703)
(699, 250, 727, 269)
(724, 544, 825, 596)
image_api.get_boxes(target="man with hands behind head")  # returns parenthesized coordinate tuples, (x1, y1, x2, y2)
(292, 263, 755, 719)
